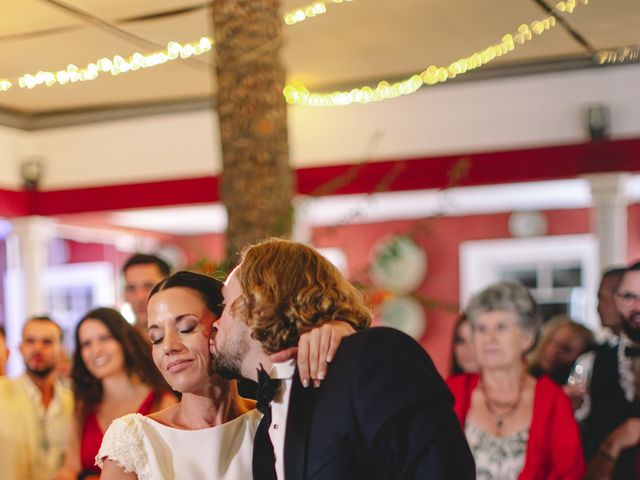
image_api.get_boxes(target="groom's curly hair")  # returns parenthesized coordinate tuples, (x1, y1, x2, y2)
(233, 238, 371, 354)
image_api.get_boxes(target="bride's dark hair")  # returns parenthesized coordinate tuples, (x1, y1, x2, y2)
(149, 270, 224, 318)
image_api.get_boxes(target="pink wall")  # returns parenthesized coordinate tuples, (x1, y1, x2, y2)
(173, 234, 226, 272)
(64, 240, 119, 264)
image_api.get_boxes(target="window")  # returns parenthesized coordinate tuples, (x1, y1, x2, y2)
(460, 235, 599, 330)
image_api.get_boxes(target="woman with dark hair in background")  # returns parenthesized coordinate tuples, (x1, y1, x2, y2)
(450, 313, 479, 376)
(56, 308, 176, 480)
(447, 282, 584, 479)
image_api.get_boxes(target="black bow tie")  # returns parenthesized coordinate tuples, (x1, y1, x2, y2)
(256, 365, 280, 414)
(624, 345, 640, 358)
(253, 365, 280, 480)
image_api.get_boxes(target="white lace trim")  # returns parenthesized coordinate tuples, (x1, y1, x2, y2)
(96, 413, 152, 480)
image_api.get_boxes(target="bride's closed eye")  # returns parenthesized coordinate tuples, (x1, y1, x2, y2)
(179, 325, 196, 335)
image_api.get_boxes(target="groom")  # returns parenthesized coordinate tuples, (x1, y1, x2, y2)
(210, 238, 474, 479)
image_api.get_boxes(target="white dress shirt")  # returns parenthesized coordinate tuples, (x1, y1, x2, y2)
(0, 374, 74, 480)
(617, 333, 640, 402)
(268, 360, 296, 480)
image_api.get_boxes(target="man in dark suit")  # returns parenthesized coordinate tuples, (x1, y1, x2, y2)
(584, 261, 640, 479)
(210, 238, 475, 479)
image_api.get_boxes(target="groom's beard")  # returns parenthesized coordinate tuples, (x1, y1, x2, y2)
(210, 339, 247, 381)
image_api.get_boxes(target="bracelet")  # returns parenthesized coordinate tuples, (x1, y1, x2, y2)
(598, 447, 616, 463)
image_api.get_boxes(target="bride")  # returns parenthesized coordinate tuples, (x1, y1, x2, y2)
(97, 271, 354, 479)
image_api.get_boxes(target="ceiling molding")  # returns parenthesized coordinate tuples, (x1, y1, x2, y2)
(0, 97, 215, 131)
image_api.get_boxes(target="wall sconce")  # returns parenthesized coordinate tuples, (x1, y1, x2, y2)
(585, 104, 611, 140)
(20, 157, 44, 190)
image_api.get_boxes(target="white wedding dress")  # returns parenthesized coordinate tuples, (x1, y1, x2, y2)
(97, 409, 260, 480)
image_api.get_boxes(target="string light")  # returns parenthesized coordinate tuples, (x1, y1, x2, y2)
(12, 37, 213, 91)
(284, 0, 590, 107)
(284, 0, 353, 26)
(0, 0, 625, 106)
(0, 0, 355, 92)
(596, 45, 640, 65)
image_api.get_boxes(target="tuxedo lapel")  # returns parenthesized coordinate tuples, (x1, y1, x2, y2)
(284, 368, 319, 480)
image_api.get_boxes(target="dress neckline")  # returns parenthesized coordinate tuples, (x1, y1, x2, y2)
(142, 407, 258, 432)
(465, 421, 529, 440)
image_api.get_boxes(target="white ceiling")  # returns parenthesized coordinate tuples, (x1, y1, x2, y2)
(0, 0, 636, 115)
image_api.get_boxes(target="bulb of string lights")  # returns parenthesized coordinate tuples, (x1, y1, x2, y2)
(284, 0, 352, 26)
(596, 45, 640, 65)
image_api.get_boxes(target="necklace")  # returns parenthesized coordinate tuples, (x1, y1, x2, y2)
(479, 372, 526, 432)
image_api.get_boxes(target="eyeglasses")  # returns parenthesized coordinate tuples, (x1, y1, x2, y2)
(616, 291, 640, 306)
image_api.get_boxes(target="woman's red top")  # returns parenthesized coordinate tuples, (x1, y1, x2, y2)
(446, 373, 585, 480)
(80, 390, 157, 473)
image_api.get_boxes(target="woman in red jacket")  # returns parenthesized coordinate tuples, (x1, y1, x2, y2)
(447, 282, 585, 480)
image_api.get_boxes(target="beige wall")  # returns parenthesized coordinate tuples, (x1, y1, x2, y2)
(0, 63, 639, 190)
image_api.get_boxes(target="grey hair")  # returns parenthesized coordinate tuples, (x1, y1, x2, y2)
(465, 281, 541, 333)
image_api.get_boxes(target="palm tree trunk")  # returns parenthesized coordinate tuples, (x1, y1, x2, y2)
(212, 0, 293, 266)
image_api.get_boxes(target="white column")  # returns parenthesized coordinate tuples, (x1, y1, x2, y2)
(586, 173, 630, 270)
(5, 216, 55, 375)
(292, 198, 313, 244)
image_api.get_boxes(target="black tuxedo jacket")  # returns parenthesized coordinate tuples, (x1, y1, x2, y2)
(282, 327, 475, 479)
(583, 343, 639, 480)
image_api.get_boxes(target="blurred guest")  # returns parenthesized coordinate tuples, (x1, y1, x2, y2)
(122, 253, 171, 335)
(0, 325, 9, 376)
(565, 267, 626, 417)
(447, 282, 584, 479)
(0, 316, 73, 480)
(56, 308, 176, 480)
(583, 261, 640, 479)
(56, 346, 72, 385)
(598, 267, 626, 336)
(528, 315, 595, 385)
(450, 313, 479, 375)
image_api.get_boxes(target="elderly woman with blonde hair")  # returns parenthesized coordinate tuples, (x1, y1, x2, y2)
(447, 281, 585, 479)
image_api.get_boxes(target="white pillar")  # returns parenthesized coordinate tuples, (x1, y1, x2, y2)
(292, 198, 313, 244)
(586, 173, 630, 271)
(5, 216, 55, 375)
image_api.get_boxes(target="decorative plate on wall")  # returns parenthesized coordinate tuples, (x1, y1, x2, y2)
(369, 235, 427, 295)
(378, 296, 427, 340)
